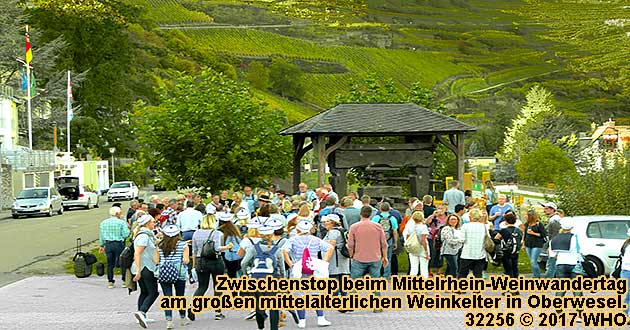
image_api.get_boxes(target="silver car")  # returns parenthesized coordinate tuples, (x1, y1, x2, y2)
(12, 187, 64, 219)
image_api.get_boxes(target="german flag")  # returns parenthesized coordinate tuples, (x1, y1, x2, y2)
(25, 32, 32, 64)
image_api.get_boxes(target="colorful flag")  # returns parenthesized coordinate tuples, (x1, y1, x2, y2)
(21, 69, 28, 91)
(30, 72, 36, 97)
(25, 33, 32, 65)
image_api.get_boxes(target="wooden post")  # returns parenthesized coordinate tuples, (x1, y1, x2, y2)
(456, 133, 465, 185)
(292, 136, 304, 194)
(313, 135, 327, 188)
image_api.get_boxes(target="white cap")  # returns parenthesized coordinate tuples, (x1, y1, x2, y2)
(296, 219, 313, 232)
(236, 208, 250, 220)
(206, 204, 216, 215)
(162, 224, 180, 237)
(137, 214, 154, 226)
(246, 217, 262, 229)
(323, 214, 341, 224)
(258, 225, 275, 235)
(540, 201, 558, 210)
(560, 217, 573, 230)
(270, 213, 286, 226)
(218, 212, 233, 222)
(286, 213, 298, 223)
(266, 217, 284, 230)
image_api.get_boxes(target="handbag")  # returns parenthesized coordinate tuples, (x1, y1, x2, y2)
(404, 231, 422, 255)
(484, 230, 495, 253)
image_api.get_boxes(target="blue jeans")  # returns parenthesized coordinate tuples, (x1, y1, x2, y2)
(545, 256, 557, 278)
(525, 247, 542, 278)
(621, 270, 630, 316)
(443, 254, 458, 277)
(382, 238, 393, 278)
(330, 274, 348, 297)
(351, 259, 382, 296)
(554, 264, 583, 303)
(104, 241, 125, 283)
(160, 280, 186, 320)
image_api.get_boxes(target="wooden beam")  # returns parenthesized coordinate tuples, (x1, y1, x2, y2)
(436, 135, 457, 154)
(292, 136, 305, 194)
(324, 136, 348, 158)
(456, 133, 465, 184)
(313, 135, 327, 188)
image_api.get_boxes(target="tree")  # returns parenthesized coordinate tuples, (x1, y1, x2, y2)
(134, 68, 292, 190)
(268, 59, 304, 100)
(247, 61, 269, 90)
(516, 139, 576, 186)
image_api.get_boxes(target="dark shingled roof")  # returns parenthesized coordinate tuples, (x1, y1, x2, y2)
(279, 103, 476, 135)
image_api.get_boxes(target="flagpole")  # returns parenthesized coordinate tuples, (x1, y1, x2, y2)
(26, 26, 32, 150)
(67, 70, 71, 153)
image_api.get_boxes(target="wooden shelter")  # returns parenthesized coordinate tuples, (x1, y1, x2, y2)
(279, 103, 476, 197)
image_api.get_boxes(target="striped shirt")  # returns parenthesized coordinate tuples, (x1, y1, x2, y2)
(282, 234, 332, 264)
(158, 240, 188, 280)
(99, 217, 129, 246)
(460, 222, 487, 260)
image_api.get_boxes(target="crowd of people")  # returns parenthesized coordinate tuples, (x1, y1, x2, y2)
(97, 180, 630, 329)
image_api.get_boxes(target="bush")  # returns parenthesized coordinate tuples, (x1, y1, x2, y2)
(555, 158, 630, 216)
(516, 139, 575, 186)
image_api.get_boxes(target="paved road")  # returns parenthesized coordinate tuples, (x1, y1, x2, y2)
(0, 191, 174, 286)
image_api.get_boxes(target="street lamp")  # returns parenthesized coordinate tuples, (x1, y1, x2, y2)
(109, 147, 116, 184)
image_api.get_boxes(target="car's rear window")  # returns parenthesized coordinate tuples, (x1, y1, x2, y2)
(111, 183, 131, 189)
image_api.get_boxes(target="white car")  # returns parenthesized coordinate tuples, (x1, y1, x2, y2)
(107, 181, 139, 201)
(59, 184, 100, 210)
(571, 215, 630, 276)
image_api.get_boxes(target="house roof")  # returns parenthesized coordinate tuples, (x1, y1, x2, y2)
(279, 103, 476, 136)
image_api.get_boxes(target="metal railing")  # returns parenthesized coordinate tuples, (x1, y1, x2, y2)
(0, 149, 56, 171)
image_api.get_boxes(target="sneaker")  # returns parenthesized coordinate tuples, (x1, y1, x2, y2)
(108, 282, 114, 289)
(166, 320, 174, 329)
(575, 317, 583, 324)
(134, 312, 147, 329)
(187, 309, 195, 322)
(180, 318, 191, 326)
(214, 313, 226, 320)
(279, 321, 286, 327)
(146, 318, 156, 324)
(373, 309, 383, 313)
(245, 311, 257, 320)
(122, 283, 127, 288)
(297, 319, 306, 329)
(317, 316, 331, 327)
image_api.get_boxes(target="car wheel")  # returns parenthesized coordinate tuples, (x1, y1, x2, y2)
(47, 207, 53, 217)
(107, 198, 112, 202)
(12, 214, 18, 219)
(63, 206, 69, 211)
(58, 206, 63, 215)
(86, 199, 92, 210)
(584, 255, 604, 276)
(94, 198, 99, 208)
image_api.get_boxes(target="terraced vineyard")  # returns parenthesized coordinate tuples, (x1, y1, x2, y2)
(126, 0, 213, 24)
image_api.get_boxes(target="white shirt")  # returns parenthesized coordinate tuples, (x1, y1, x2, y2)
(177, 208, 202, 232)
(460, 222, 487, 260)
(403, 221, 429, 257)
(352, 199, 363, 209)
(549, 234, 579, 266)
(622, 244, 630, 271)
(499, 219, 523, 229)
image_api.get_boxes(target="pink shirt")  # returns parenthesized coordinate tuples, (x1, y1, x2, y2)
(348, 219, 388, 263)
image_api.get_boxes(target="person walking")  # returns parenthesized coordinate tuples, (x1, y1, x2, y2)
(371, 202, 399, 279)
(443, 180, 465, 215)
(440, 214, 464, 278)
(403, 211, 430, 278)
(219, 213, 243, 279)
(494, 212, 523, 288)
(282, 219, 333, 328)
(523, 210, 547, 278)
(489, 194, 513, 230)
(178, 201, 202, 241)
(157, 225, 190, 329)
(348, 206, 388, 312)
(189, 213, 233, 321)
(458, 209, 488, 279)
(99, 206, 130, 288)
(322, 214, 350, 301)
(548, 217, 583, 323)
(484, 180, 497, 214)
(542, 201, 562, 278)
(426, 204, 447, 276)
(132, 215, 160, 328)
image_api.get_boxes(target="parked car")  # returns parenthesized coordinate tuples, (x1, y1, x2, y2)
(12, 187, 64, 219)
(538, 215, 630, 276)
(107, 181, 139, 201)
(59, 184, 100, 210)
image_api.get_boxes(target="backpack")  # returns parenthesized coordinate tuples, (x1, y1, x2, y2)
(73, 238, 93, 278)
(158, 243, 184, 284)
(119, 232, 148, 269)
(332, 227, 350, 258)
(501, 227, 522, 255)
(301, 237, 315, 275)
(378, 214, 394, 241)
(200, 230, 219, 261)
(434, 225, 447, 250)
(612, 241, 629, 278)
(249, 239, 283, 278)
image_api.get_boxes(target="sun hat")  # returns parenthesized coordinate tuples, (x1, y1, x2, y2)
(259, 195, 272, 203)
(296, 219, 313, 232)
(322, 214, 341, 224)
(270, 213, 286, 226)
(560, 217, 573, 230)
(236, 208, 250, 220)
(218, 212, 233, 222)
(162, 224, 180, 237)
(539, 201, 558, 210)
(258, 225, 275, 235)
(246, 217, 262, 229)
(206, 204, 216, 215)
(286, 213, 298, 223)
(137, 214, 154, 226)
(266, 217, 284, 230)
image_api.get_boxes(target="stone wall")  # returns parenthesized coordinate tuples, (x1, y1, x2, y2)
(0, 164, 13, 209)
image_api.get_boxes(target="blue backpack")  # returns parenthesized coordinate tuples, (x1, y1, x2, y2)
(249, 238, 283, 278)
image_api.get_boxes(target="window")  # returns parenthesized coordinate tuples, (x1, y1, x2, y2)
(598, 221, 630, 240)
(586, 222, 602, 238)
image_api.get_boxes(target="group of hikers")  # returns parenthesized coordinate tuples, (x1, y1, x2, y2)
(97, 180, 630, 329)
